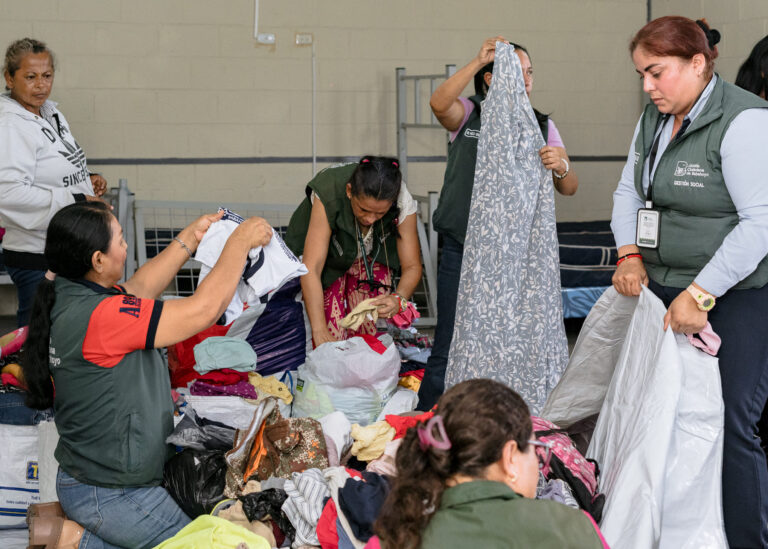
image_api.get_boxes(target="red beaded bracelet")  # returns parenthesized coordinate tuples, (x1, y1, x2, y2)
(616, 253, 643, 266)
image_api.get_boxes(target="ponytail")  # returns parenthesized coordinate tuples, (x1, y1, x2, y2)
(374, 379, 532, 549)
(21, 278, 56, 410)
(374, 426, 451, 549)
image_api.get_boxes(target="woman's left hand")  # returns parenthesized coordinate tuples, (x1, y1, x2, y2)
(188, 210, 226, 243)
(89, 174, 108, 197)
(370, 294, 401, 319)
(663, 290, 708, 333)
(538, 146, 568, 175)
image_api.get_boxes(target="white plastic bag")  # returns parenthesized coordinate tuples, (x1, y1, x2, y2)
(542, 287, 726, 549)
(0, 424, 39, 528)
(293, 335, 400, 426)
(37, 420, 59, 503)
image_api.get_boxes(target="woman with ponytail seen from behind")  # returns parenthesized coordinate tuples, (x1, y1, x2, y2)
(22, 201, 273, 548)
(371, 379, 607, 549)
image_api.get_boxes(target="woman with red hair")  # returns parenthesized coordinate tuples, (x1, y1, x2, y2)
(611, 16, 768, 547)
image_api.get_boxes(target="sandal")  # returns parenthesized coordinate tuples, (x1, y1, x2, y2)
(28, 515, 64, 548)
(26, 502, 65, 525)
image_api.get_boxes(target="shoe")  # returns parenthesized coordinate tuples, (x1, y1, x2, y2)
(26, 502, 65, 526)
(28, 515, 83, 548)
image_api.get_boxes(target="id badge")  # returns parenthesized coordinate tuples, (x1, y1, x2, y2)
(636, 208, 660, 249)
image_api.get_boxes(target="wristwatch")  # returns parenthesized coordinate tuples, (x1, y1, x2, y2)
(686, 285, 716, 312)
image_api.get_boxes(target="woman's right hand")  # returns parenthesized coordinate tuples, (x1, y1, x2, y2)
(612, 257, 648, 296)
(312, 327, 337, 347)
(476, 36, 508, 66)
(235, 216, 273, 249)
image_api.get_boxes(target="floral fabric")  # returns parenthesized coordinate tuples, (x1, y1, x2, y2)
(323, 259, 392, 341)
(444, 42, 568, 414)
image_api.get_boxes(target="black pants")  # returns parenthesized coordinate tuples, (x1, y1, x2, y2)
(417, 235, 463, 411)
(650, 280, 768, 548)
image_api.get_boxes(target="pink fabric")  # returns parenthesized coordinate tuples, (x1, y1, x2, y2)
(449, 97, 475, 142)
(1, 373, 22, 388)
(196, 368, 249, 386)
(0, 326, 27, 359)
(322, 259, 392, 342)
(582, 510, 611, 548)
(390, 301, 420, 329)
(363, 536, 381, 549)
(189, 379, 258, 399)
(686, 322, 721, 356)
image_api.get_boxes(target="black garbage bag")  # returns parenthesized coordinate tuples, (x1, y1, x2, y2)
(240, 488, 294, 540)
(165, 407, 236, 451)
(163, 449, 227, 518)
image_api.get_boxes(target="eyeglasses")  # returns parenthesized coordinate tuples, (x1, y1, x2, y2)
(356, 279, 393, 294)
(528, 439, 553, 471)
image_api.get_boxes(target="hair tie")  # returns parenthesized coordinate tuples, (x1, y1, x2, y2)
(417, 415, 452, 452)
(391, 160, 399, 168)
(361, 158, 370, 164)
(695, 19, 721, 49)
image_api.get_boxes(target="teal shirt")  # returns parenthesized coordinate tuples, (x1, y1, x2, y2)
(420, 481, 604, 549)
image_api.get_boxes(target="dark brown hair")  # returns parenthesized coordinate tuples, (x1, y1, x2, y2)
(373, 379, 532, 549)
(630, 16, 719, 79)
(3, 38, 55, 90)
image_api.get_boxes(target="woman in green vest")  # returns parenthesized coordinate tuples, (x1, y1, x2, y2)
(21, 202, 272, 548)
(371, 379, 608, 549)
(611, 16, 768, 548)
(417, 37, 579, 411)
(285, 156, 422, 346)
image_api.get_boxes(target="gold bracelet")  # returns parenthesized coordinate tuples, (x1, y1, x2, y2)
(173, 236, 193, 258)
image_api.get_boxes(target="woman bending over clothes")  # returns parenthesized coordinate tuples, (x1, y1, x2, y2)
(0, 38, 109, 327)
(611, 16, 768, 548)
(285, 156, 422, 345)
(22, 202, 273, 549)
(370, 379, 608, 549)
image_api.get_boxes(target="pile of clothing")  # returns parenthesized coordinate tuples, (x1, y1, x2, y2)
(159, 394, 436, 549)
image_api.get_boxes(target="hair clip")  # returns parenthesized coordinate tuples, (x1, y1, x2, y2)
(417, 415, 452, 451)
(361, 158, 371, 163)
(392, 160, 399, 167)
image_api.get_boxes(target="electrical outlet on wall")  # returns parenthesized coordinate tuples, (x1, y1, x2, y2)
(256, 33, 275, 44)
(295, 33, 313, 45)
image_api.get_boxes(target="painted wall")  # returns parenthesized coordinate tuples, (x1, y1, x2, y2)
(2, 1, 768, 314)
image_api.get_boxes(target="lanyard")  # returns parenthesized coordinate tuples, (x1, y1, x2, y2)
(645, 114, 692, 206)
(355, 221, 378, 282)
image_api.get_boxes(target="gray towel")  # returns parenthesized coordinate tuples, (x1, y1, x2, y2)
(445, 42, 569, 414)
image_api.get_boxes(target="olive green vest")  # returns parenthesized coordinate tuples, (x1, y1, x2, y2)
(433, 95, 549, 245)
(634, 77, 768, 289)
(284, 163, 401, 288)
(419, 481, 604, 549)
(49, 278, 174, 488)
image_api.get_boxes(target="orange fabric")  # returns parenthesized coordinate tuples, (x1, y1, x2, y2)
(82, 294, 162, 368)
(243, 421, 269, 483)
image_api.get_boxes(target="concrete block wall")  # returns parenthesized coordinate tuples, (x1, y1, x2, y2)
(1, 0, 651, 223)
(2, 1, 768, 316)
(653, 0, 768, 84)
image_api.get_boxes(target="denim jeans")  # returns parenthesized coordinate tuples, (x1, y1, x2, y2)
(0, 391, 53, 425)
(417, 235, 464, 411)
(6, 266, 46, 327)
(56, 467, 191, 549)
(650, 280, 768, 548)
